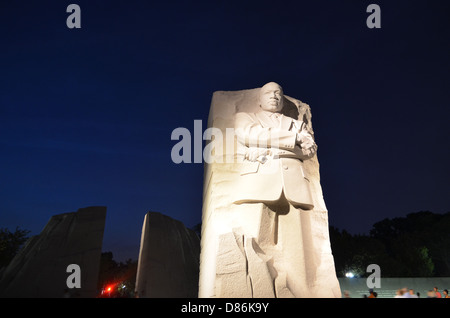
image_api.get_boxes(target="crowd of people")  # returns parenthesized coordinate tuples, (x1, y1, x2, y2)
(343, 287, 449, 298)
(393, 286, 449, 298)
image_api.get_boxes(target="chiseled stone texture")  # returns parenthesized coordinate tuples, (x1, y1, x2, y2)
(0, 206, 106, 298)
(135, 212, 200, 298)
(198, 85, 341, 298)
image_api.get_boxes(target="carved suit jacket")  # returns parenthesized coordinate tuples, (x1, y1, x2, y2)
(233, 110, 316, 210)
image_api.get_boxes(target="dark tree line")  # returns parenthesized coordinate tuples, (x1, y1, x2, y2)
(330, 211, 450, 277)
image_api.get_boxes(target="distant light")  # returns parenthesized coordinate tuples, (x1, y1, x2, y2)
(345, 272, 355, 278)
(107, 287, 112, 292)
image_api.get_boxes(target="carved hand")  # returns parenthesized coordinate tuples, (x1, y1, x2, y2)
(296, 130, 314, 147)
(245, 148, 271, 163)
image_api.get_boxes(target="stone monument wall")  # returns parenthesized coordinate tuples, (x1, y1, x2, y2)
(135, 212, 200, 298)
(0, 206, 106, 298)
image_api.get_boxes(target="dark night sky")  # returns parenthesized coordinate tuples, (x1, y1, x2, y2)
(0, 0, 449, 261)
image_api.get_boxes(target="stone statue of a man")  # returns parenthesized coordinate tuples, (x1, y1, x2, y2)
(233, 82, 317, 210)
(198, 82, 341, 298)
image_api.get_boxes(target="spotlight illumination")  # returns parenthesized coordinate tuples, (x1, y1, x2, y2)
(345, 272, 355, 278)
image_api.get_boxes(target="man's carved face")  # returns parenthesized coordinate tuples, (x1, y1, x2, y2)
(260, 82, 284, 113)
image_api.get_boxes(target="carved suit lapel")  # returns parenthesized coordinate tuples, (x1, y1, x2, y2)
(255, 111, 276, 128)
(280, 114, 294, 131)
(255, 112, 296, 132)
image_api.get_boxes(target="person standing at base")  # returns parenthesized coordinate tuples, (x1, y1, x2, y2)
(434, 287, 442, 298)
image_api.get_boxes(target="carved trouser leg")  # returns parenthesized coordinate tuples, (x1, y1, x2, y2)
(260, 196, 314, 297)
(267, 199, 317, 297)
(215, 195, 317, 298)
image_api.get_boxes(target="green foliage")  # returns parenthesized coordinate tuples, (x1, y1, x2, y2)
(0, 227, 31, 268)
(330, 211, 450, 277)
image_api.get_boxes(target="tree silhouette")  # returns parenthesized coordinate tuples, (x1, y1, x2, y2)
(330, 211, 449, 277)
(0, 227, 30, 269)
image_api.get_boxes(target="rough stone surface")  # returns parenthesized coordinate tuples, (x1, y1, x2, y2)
(198, 84, 341, 298)
(135, 212, 200, 298)
(0, 206, 106, 298)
